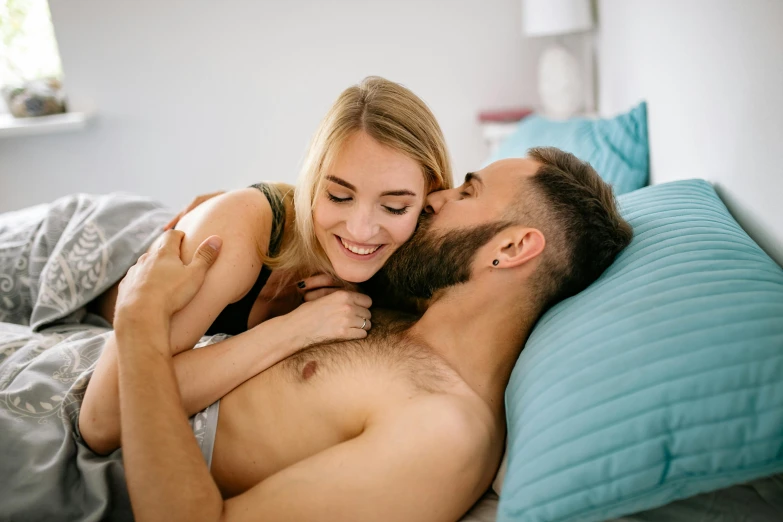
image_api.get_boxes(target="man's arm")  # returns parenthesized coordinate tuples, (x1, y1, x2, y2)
(219, 397, 494, 522)
(114, 230, 225, 520)
(118, 315, 223, 521)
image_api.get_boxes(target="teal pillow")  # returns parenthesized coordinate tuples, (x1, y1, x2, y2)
(488, 103, 649, 195)
(498, 180, 783, 522)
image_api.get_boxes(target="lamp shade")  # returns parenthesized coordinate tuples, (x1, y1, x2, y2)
(522, 0, 594, 37)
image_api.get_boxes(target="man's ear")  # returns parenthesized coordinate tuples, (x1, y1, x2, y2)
(492, 226, 545, 269)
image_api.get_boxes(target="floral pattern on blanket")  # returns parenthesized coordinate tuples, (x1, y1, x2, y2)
(0, 192, 172, 329)
(37, 220, 110, 320)
(0, 203, 44, 324)
(0, 324, 105, 428)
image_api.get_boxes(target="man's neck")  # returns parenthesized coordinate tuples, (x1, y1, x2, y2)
(408, 279, 538, 414)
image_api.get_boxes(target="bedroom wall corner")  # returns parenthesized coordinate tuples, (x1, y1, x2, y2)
(595, 0, 783, 266)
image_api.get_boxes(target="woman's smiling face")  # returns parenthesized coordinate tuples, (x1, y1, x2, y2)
(312, 131, 427, 283)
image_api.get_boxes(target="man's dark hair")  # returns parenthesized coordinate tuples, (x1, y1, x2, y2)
(519, 147, 633, 311)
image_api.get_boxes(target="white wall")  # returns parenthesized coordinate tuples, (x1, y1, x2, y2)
(0, 0, 537, 211)
(597, 0, 783, 265)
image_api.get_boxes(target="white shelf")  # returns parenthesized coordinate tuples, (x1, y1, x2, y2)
(0, 111, 92, 138)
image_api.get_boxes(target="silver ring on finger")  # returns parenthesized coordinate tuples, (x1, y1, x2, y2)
(361, 318, 367, 331)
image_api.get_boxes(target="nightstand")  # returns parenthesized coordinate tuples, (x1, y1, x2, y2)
(478, 108, 533, 157)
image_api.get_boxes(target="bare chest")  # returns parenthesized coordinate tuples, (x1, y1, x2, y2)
(210, 315, 455, 496)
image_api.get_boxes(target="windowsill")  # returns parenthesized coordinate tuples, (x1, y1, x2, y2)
(0, 111, 92, 137)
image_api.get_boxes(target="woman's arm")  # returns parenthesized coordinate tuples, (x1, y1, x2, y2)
(83, 289, 373, 455)
(80, 189, 374, 456)
(170, 314, 295, 414)
(167, 188, 273, 353)
(82, 312, 298, 455)
(80, 188, 274, 454)
(83, 284, 373, 455)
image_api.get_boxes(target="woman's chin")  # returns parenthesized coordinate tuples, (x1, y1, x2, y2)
(328, 243, 399, 284)
(331, 259, 384, 284)
(334, 267, 374, 284)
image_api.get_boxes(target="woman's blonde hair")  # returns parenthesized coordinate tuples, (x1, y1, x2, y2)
(267, 76, 453, 281)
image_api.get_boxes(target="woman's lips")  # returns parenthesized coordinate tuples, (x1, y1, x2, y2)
(335, 235, 386, 260)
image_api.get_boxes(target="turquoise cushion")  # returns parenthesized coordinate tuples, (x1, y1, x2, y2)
(498, 179, 783, 522)
(488, 103, 649, 195)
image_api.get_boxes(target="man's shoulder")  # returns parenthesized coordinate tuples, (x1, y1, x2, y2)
(364, 392, 503, 505)
(404, 393, 495, 432)
(380, 393, 500, 468)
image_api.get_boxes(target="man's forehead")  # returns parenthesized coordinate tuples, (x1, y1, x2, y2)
(475, 157, 539, 186)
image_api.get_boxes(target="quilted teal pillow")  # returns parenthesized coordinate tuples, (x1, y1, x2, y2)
(498, 179, 783, 522)
(488, 103, 649, 195)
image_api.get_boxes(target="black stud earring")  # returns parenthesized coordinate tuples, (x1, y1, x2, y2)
(492, 259, 499, 266)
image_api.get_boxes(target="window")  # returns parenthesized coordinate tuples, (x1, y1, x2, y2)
(0, 0, 63, 112)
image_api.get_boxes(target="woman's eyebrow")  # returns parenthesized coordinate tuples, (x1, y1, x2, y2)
(325, 175, 355, 190)
(380, 189, 417, 197)
(325, 175, 417, 197)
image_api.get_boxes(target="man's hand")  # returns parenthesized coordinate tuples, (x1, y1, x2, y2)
(115, 230, 222, 326)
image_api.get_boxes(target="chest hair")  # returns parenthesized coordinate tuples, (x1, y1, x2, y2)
(281, 309, 456, 394)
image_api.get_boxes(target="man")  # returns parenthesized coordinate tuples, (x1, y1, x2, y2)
(114, 147, 633, 521)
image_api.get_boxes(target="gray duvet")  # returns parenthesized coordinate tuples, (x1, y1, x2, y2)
(0, 193, 170, 521)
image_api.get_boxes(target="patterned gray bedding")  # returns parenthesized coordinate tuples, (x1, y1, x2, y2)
(0, 193, 170, 520)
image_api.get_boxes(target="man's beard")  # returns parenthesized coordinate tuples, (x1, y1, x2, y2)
(381, 213, 513, 300)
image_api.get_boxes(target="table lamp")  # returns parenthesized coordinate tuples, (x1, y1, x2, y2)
(522, 0, 595, 119)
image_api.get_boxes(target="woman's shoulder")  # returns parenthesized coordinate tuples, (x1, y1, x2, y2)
(215, 188, 273, 227)
(176, 187, 274, 253)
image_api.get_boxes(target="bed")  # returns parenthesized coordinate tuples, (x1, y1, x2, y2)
(1, 179, 780, 520)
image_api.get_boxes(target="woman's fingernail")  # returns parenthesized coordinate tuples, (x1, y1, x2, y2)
(297, 281, 306, 289)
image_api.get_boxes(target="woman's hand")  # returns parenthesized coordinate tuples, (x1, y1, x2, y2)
(163, 191, 226, 231)
(296, 273, 351, 302)
(282, 289, 372, 346)
(248, 273, 354, 327)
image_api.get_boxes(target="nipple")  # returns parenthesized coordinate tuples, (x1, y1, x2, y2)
(301, 360, 318, 380)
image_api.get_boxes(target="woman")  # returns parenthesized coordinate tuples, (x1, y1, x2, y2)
(80, 76, 453, 454)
